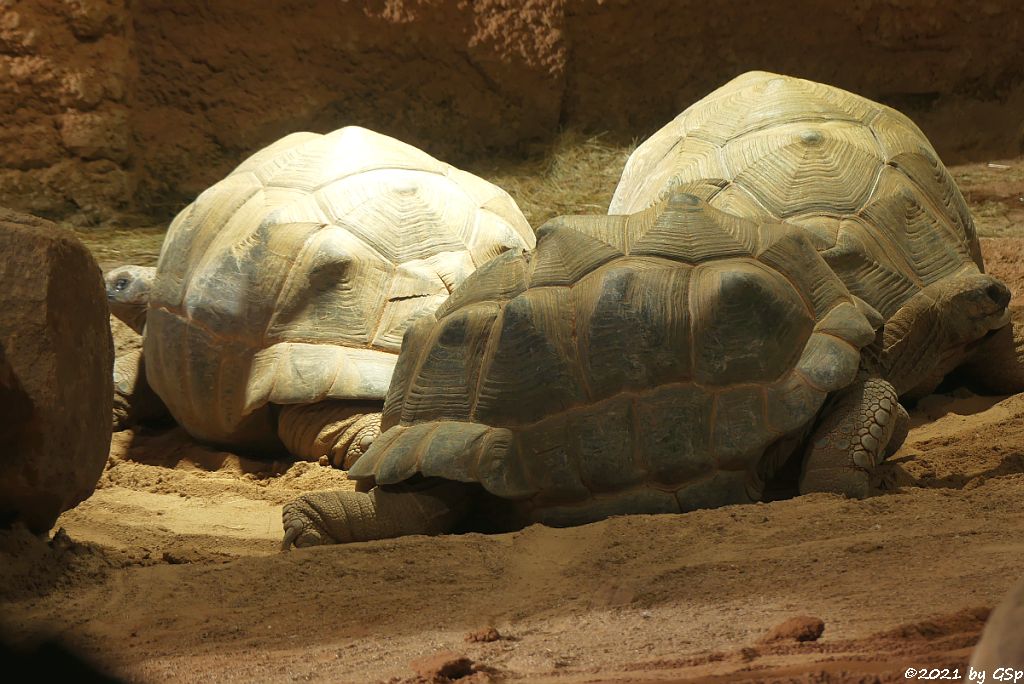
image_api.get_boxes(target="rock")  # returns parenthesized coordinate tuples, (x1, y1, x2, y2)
(0, 208, 113, 533)
(970, 576, 1024, 673)
(759, 615, 826, 644)
(63, 0, 126, 40)
(58, 107, 132, 163)
(0, 0, 134, 224)
(464, 626, 501, 643)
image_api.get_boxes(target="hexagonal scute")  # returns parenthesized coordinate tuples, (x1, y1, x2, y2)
(690, 260, 815, 386)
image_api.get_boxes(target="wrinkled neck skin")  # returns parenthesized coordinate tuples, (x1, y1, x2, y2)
(881, 275, 1011, 399)
(109, 301, 149, 335)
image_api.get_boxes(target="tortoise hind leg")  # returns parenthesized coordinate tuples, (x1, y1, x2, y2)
(281, 480, 473, 549)
(276, 401, 382, 469)
(800, 377, 909, 498)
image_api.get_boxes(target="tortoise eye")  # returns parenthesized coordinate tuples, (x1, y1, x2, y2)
(115, 278, 129, 291)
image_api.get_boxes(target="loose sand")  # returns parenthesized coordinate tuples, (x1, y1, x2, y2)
(1, 159, 1022, 683)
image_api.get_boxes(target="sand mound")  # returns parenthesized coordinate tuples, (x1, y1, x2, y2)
(0, 386, 1022, 682)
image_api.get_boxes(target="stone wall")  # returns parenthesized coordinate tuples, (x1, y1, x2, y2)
(1, 0, 1022, 224)
(0, 0, 135, 223)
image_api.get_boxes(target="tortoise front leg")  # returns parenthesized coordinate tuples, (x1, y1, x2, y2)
(799, 377, 909, 498)
(112, 349, 169, 430)
(276, 401, 382, 469)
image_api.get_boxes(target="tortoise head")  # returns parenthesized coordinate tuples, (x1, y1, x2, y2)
(934, 273, 1012, 348)
(885, 272, 1011, 396)
(104, 265, 156, 335)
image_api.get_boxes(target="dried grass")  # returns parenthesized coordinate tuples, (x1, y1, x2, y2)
(73, 130, 636, 270)
(70, 131, 1019, 272)
(73, 225, 167, 269)
(469, 130, 634, 227)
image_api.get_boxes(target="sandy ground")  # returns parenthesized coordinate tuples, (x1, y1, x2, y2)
(1, 159, 1023, 683)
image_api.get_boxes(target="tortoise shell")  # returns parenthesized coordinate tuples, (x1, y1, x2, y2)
(348, 192, 877, 524)
(145, 126, 535, 450)
(610, 71, 983, 322)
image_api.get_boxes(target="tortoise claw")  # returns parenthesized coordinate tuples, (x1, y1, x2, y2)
(280, 522, 302, 551)
(280, 499, 327, 550)
(278, 528, 299, 552)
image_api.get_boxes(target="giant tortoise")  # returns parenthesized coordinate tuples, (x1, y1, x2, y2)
(281, 191, 907, 548)
(610, 71, 1015, 399)
(106, 126, 535, 467)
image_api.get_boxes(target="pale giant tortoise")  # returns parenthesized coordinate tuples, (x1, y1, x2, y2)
(610, 71, 1016, 399)
(106, 126, 535, 467)
(282, 191, 907, 548)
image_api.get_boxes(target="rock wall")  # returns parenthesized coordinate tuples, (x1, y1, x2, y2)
(127, 0, 565, 216)
(1, 0, 1022, 224)
(563, 0, 1024, 158)
(0, 0, 135, 223)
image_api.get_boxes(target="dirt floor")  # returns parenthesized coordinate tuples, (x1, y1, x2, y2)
(1, 155, 1023, 683)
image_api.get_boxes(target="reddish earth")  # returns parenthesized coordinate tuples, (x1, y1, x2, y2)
(0, 223, 1022, 682)
(1, 398, 1022, 682)
(2, 0, 1023, 223)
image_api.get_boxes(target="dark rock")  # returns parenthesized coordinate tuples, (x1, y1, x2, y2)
(0, 208, 113, 533)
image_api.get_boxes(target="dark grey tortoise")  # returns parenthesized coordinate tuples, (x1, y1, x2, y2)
(282, 190, 908, 548)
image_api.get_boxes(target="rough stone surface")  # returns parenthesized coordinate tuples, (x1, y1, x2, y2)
(0, 0, 136, 224)
(1, 0, 1023, 223)
(562, 0, 1024, 163)
(0, 208, 114, 533)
